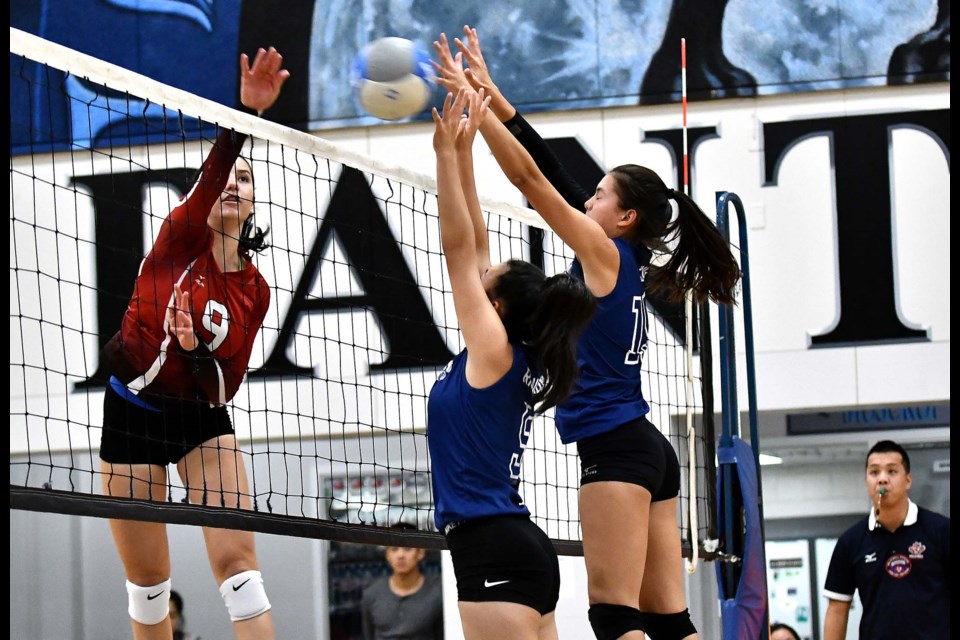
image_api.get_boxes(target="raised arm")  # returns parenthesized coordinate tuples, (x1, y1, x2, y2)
(154, 48, 290, 260)
(432, 36, 491, 270)
(152, 128, 248, 260)
(435, 27, 616, 294)
(436, 26, 591, 212)
(163, 48, 288, 389)
(478, 110, 619, 296)
(455, 90, 491, 274)
(433, 89, 511, 385)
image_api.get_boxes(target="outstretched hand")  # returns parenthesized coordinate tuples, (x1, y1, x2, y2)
(432, 88, 470, 153)
(432, 32, 474, 95)
(240, 47, 291, 115)
(456, 88, 492, 151)
(167, 283, 199, 351)
(454, 26, 497, 97)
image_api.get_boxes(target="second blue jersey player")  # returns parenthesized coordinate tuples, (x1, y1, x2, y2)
(427, 88, 595, 640)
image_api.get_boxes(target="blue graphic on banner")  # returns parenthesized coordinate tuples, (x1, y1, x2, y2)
(65, 75, 212, 151)
(102, 0, 215, 32)
(10, 0, 239, 154)
(10, 0, 949, 154)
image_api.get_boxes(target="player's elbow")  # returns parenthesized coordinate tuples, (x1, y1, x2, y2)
(506, 169, 535, 193)
(440, 227, 474, 257)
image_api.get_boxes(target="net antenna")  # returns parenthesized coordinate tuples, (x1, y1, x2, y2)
(679, 37, 702, 574)
(10, 26, 715, 556)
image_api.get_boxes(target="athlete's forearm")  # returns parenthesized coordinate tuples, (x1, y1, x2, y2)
(501, 111, 590, 212)
(456, 145, 490, 271)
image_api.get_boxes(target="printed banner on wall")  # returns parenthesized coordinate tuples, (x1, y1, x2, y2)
(10, 0, 950, 153)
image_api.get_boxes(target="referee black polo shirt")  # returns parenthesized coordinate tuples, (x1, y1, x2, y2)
(823, 500, 950, 640)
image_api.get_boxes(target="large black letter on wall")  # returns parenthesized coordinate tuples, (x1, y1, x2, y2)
(73, 168, 195, 388)
(256, 167, 453, 377)
(763, 110, 949, 346)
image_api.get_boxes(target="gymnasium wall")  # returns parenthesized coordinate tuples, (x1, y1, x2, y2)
(11, 0, 951, 437)
(9, 78, 950, 640)
(321, 82, 951, 413)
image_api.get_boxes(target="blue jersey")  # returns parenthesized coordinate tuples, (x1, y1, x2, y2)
(824, 502, 950, 640)
(555, 237, 652, 444)
(427, 346, 539, 531)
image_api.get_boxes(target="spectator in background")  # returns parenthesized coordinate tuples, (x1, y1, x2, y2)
(360, 524, 443, 640)
(822, 440, 950, 640)
(169, 590, 201, 640)
(770, 621, 801, 640)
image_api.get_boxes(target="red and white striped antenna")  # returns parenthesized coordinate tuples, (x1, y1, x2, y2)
(681, 36, 699, 574)
(681, 38, 689, 197)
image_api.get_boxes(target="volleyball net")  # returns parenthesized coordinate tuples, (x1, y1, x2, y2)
(9, 28, 718, 557)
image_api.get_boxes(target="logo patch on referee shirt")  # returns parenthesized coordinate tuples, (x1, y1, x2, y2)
(908, 541, 926, 559)
(885, 553, 912, 578)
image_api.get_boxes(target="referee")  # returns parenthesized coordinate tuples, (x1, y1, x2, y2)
(822, 440, 950, 640)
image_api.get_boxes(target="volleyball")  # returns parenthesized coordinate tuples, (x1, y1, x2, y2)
(351, 37, 434, 121)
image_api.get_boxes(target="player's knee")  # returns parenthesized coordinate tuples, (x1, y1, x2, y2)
(637, 608, 697, 640)
(126, 578, 171, 626)
(588, 603, 645, 640)
(219, 570, 271, 622)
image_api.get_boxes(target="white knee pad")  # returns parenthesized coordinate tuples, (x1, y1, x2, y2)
(126, 578, 172, 626)
(219, 570, 271, 622)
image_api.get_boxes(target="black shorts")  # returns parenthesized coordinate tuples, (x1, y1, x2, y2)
(445, 515, 560, 615)
(99, 383, 234, 465)
(577, 416, 681, 502)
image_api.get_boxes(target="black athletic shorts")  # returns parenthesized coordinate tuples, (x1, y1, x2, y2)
(576, 416, 681, 501)
(445, 515, 560, 615)
(99, 382, 234, 465)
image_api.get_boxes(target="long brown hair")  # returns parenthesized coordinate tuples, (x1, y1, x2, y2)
(610, 164, 740, 304)
(492, 260, 596, 413)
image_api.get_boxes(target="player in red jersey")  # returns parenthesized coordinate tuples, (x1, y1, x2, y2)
(98, 47, 289, 640)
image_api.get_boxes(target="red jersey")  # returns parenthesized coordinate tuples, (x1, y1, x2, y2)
(110, 129, 269, 405)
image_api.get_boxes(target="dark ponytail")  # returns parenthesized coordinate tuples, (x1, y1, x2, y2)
(610, 165, 741, 305)
(237, 154, 270, 258)
(528, 272, 595, 412)
(239, 215, 270, 257)
(492, 260, 596, 414)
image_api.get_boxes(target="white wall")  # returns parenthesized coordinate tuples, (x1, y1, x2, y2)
(11, 84, 950, 445)
(9, 78, 950, 639)
(322, 83, 951, 413)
